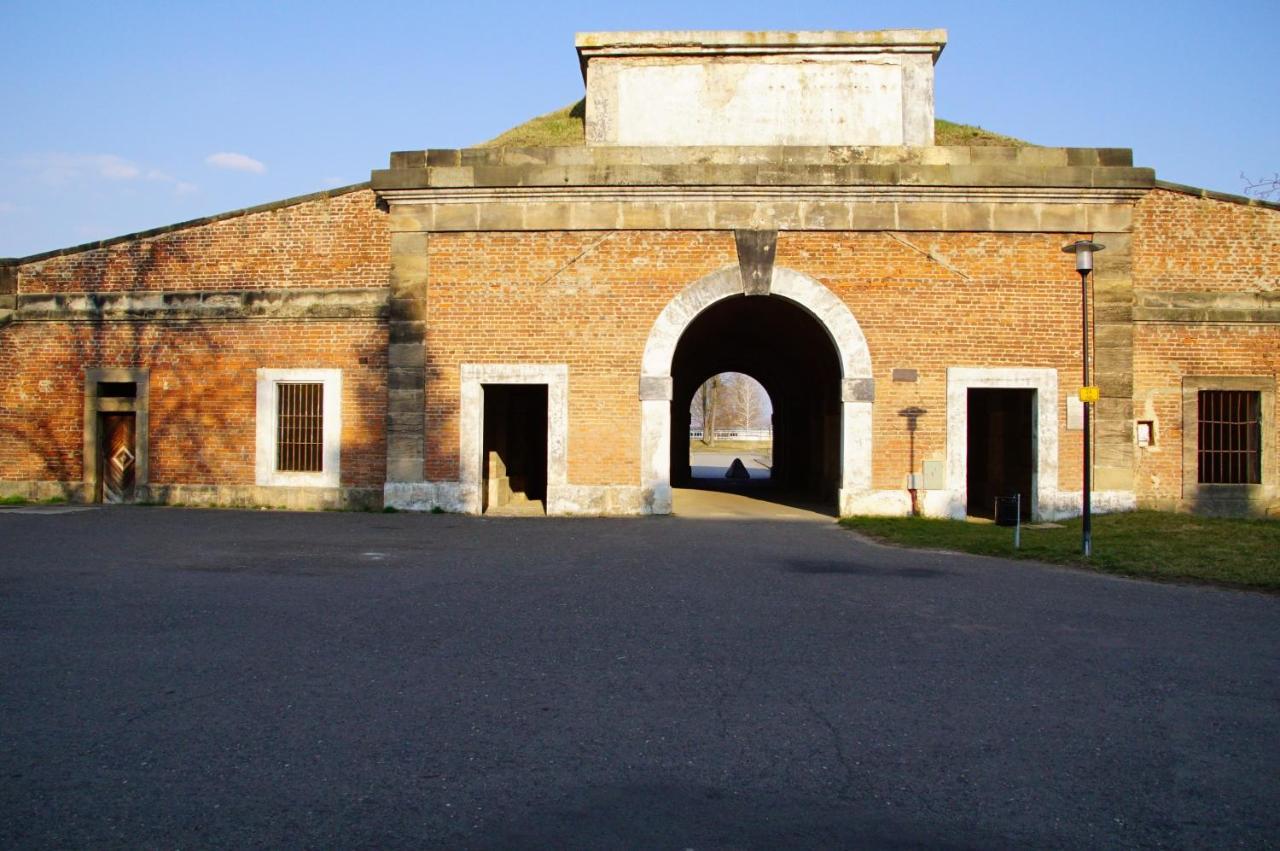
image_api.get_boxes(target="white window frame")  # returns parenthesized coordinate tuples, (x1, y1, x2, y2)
(255, 368, 342, 488)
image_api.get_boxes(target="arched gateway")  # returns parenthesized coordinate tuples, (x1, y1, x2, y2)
(638, 266, 875, 515)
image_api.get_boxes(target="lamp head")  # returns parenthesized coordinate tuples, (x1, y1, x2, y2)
(1062, 239, 1106, 272)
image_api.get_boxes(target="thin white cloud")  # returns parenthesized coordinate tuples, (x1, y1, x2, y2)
(19, 153, 143, 185)
(175, 182, 199, 195)
(205, 152, 267, 174)
(0, 201, 17, 215)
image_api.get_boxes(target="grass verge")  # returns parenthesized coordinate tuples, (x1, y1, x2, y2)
(839, 510, 1280, 591)
(0, 495, 67, 506)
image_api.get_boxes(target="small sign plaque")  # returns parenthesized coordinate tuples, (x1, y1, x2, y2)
(1078, 386, 1100, 404)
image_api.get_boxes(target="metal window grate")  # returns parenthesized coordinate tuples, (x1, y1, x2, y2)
(276, 382, 324, 473)
(1197, 390, 1261, 484)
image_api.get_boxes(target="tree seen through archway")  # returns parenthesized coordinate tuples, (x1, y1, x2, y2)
(689, 372, 773, 480)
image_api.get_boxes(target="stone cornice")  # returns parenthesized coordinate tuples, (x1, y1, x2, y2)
(382, 185, 1147, 206)
(388, 145, 1134, 170)
(13, 287, 387, 322)
(373, 163, 1152, 193)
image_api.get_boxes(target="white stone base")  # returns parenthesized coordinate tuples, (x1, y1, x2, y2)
(839, 489, 912, 517)
(840, 487, 1138, 521)
(1039, 489, 1138, 521)
(383, 481, 468, 513)
(548, 484, 644, 516)
(385, 481, 646, 516)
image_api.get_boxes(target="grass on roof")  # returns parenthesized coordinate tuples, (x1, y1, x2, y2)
(479, 99, 1031, 148)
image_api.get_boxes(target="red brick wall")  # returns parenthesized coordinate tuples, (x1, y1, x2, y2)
(1133, 189, 1280, 293)
(426, 229, 1088, 492)
(16, 189, 387, 294)
(1133, 325, 1280, 504)
(1131, 188, 1280, 506)
(778, 231, 1087, 491)
(426, 231, 737, 484)
(0, 320, 386, 488)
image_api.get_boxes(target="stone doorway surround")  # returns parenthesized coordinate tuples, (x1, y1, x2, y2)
(83, 367, 149, 503)
(459, 364, 567, 516)
(941, 366, 1136, 521)
(639, 265, 891, 516)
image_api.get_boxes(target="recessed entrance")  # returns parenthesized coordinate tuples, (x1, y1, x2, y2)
(966, 388, 1035, 519)
(481, 384, 548, 515)
(671, 295, 842, 514)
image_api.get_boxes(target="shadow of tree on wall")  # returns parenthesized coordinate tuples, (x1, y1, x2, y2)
(0, 240, 236, 501)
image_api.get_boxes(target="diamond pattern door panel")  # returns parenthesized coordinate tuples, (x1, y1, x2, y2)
(101, 414, 136, 503)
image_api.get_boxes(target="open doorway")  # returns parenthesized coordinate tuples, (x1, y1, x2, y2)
(967, 388, 1035, 520)
(482, 384, 548, 515)
(689, 372, 773, 482)
(670, 295, 843, 515)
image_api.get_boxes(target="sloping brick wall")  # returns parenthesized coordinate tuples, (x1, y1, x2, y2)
(15, 189, 387, 294)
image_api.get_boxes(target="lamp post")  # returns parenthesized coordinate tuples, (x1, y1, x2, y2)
(1062, 239, 1104, 557)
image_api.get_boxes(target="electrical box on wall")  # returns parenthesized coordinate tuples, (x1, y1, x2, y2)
(922, 460, 945, 490)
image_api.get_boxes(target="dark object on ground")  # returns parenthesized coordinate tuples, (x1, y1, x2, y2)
(725, 457, 751, 479)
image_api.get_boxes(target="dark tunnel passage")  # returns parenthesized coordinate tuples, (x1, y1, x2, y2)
(670, 295, 843, 508)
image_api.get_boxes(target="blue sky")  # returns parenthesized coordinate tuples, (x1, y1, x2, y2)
(1, 0, 1276, 257)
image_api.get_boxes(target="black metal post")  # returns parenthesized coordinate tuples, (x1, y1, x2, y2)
(1080, 267, 1091, 558)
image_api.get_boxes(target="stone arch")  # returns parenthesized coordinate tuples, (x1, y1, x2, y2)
(638, 266, 874, 514)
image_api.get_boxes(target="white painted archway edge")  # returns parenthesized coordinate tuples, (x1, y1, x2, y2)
(638, 266, 881, 515)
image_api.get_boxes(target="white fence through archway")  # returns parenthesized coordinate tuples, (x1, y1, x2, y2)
(688, 428, 773, 441)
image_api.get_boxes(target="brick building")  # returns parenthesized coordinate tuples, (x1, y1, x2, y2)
(1, 30, 1276, 517)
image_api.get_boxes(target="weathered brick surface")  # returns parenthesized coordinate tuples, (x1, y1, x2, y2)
(15, 189, 387, 294)
(0, 320, 386, 487)
(1132, 324, 1280, 505)
(425, 229, 1091, 492)
(777, 231, 1089, 491)
(426, 231, 737, 484)
(1133, 189, 1280, 293)
(3, 179, 1275, 513)
(1131, 189, 1279, 508)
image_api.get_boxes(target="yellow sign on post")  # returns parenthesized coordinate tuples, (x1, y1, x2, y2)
(1079, 386, 1100, 404)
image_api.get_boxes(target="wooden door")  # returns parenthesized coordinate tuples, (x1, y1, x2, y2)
(100, 413, 136, 503)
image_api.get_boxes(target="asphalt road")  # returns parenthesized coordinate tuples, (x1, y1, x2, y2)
(1, 506, 1276, 849)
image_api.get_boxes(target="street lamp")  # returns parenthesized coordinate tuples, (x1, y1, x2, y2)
(1062, 239, 1104, 557)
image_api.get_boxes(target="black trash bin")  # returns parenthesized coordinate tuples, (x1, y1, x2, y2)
(994, 494, 1021, 527)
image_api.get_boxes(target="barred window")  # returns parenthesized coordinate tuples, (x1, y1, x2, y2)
(276, 382, 324, 473)
(1197, 390, 1261, 485)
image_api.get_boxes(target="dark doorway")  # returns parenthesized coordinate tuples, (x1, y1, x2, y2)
(482, 384, 548, 514)
(98, 413, 137, 503)
(967, 389, 1035, 519)
(670, 295, 843, 512)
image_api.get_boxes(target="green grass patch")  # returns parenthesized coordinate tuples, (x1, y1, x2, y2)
(689, 439, 772, 455)
(839, 511, 1280, 591)
(0, 495, 30, 506)
(479, 100, 1033, 149)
